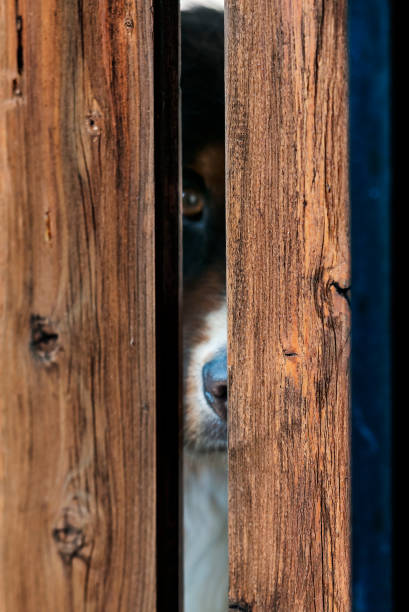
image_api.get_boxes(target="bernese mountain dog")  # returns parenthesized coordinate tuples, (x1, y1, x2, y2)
(181, 7, 228, 612)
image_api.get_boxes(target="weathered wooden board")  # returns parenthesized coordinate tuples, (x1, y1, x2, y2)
(0, 1, 163, 609)
(226, 1, 351, 610)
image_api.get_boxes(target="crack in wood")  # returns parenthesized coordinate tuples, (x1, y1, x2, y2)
(16, 15, 23, 75)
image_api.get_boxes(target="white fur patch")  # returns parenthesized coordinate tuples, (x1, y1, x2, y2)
(184, 451, 228, 612)
(184, 301, 227, 445)
(183, 302, 228, 610)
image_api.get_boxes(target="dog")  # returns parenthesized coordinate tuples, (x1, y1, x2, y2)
(181, 7, 228, 612)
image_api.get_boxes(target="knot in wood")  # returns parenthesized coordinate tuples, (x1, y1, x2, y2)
(124, 17, 134, 30)
(85, 112, 102, 138)
(30, 315, 60, 364)
(52, 523, 85, 564)
(52, 502, 90, 565)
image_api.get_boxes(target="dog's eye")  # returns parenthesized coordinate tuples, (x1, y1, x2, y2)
(182, 188, 205, 220)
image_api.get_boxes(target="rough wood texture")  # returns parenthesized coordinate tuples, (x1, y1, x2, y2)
(1, 1, 157, 609)
(226, 1, 351, 610)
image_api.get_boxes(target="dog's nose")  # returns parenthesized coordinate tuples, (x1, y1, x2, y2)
(202, 348, 228, 421)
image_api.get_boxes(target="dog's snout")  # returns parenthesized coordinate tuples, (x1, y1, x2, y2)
(202, 348, 227, 421)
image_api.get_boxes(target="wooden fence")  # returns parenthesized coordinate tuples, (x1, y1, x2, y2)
(1, 1, 350, 610)
(226, 1, 350, 609)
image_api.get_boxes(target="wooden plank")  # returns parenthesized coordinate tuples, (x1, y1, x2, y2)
(226, 1, 351, 610)
(1, 1, 156, 609)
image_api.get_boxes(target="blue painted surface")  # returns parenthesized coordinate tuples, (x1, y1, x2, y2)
(348, 1, 392, 610)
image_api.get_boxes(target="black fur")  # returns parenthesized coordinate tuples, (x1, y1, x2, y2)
(181, 8, 224, 164)
(182, 8, 225, 283)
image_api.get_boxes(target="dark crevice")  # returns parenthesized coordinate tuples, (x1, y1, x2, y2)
(12, 78, 22, 97)
(16, 15, 23, 75)
(330, 281, 351, 307)
(153, 2, 181, 609)
(229, 602, 253, 611)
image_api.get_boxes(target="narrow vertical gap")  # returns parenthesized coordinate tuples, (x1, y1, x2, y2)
(153, 1, 183, 610)
(389, 2, 400, 609)
(181, 4, 227, 612)
(349, 1, 393, 609)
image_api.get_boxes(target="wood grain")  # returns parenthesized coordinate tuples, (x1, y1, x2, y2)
(226, 1, 351, 610)
(1, 1, 159, 609)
